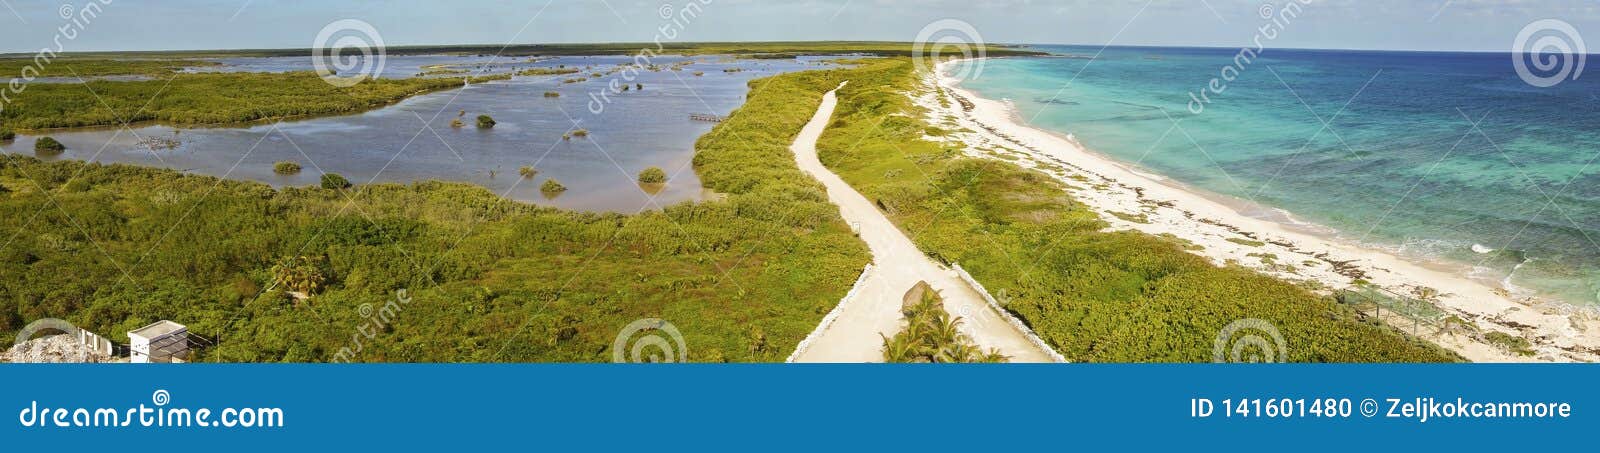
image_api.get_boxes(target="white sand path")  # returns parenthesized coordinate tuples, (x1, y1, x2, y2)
(788, 83, 1057, 363)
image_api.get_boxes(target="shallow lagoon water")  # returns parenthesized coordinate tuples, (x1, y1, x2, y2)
(5, 55, 835, 212)
(181, 54, 541, 78)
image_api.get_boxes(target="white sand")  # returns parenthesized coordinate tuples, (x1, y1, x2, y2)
(922, 59, 1600, 363)
(788, 83, 1057, 363)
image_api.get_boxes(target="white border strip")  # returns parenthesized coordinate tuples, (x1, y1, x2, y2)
(953, 263, 1069, 363)
(786, 264, 875, 363)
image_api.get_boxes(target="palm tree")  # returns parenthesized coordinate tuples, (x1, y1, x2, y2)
(270, 255, 327, 305)
(881, 333, 916, 362)
(939, 342, 980, 363)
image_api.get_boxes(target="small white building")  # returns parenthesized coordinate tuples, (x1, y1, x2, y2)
(128, 321, 188, 364)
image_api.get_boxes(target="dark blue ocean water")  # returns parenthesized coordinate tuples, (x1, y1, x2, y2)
(954, 45, 1600, 305)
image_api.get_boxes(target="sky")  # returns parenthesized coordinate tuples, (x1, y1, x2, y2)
(0, 0, 1598, 53)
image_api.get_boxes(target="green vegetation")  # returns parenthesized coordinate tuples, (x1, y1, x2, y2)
(816, 59, 1457, 362)
(0, 62, 873, 362)
(476, 115, 496, 129)
(637, 167, 667, 184)
(270, 255, 328, 295)
(0, 46, 1437, 363)
(450, 118, 465, 128)
(0, 129, 14, 141)
(273, 161, 302, 175)
(539, 179, 566, 194)
(33, 137, 65, 155)
(882, 285, 1006, 363)
(320, 173, 351, 190)
(1109, 211, 1150, 224)
(570, 129, 589, 138)
(0, 70, 508, 130)
(1227, 237, 1266, 247)
(1484, 331, 1535, 357)
(0, 58, 218, 77)
(518, 166, 538, 178)
(516, 67, 581, 77)
(543, 91, 561, 98)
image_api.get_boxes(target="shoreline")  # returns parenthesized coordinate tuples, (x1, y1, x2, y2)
(926, 58, 1600, 363)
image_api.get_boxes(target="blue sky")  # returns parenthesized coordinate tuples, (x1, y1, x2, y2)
(1, 0, 1597, 53)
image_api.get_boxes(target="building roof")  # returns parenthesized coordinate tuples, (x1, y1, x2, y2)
(128, 321, 186, 341)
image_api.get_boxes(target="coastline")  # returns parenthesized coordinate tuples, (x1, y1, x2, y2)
(926, 58, 1600, 363)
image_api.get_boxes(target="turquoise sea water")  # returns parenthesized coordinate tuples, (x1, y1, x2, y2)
(953, 45, 1600, 305)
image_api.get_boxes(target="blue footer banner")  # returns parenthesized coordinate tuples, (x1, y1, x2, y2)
(2, 365, 1593, 450)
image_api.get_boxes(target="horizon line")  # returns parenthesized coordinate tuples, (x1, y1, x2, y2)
(0, 40, 1577, 58)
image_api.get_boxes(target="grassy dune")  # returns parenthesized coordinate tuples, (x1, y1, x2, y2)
(815, 59, 1459, 362)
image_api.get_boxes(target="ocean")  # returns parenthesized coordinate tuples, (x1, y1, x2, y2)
(951, 45, 1600, 306)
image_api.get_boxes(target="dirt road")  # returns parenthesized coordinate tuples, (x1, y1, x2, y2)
(787, 83, 1056, 363)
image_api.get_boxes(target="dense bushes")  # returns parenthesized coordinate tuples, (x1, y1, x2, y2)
(0, 58, 213, 78)
(0, 70, 507, 130)
(476, 115, 496, 129)
(33, 137, 65, 154)
(539, 179, 565, 194)
(817, 59, 1458, 363)
(0, 63, 873, 362)
(273, 161, 302, 175)
(320, 173, 351, 189)
(637, 167, 667, 184)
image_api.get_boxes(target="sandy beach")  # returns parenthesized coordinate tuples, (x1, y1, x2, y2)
(925, 58, 1600, 363)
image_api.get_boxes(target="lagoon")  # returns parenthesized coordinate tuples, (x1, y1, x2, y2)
(4, 55, 834, 212)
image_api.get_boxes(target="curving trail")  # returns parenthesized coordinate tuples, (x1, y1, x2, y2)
(788, 83, 1056, 363)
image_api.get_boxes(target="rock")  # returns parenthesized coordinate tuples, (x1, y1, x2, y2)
(0, 334, 113, 363)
